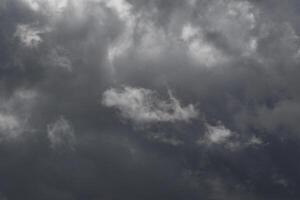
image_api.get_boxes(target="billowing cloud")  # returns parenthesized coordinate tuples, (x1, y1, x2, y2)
(0, 0, 300, 199)
(102, 86, 198, 123)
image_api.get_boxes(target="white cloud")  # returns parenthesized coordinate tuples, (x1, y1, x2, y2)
(198, 122, 234, 146)
(15, 24, 48, 48)
(206, 123, 232, 144)
(198, 123, 264, 150)
(102, 87, 198, 123)
(47, 117, 76, 150)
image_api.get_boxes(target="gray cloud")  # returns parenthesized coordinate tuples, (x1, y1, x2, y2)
(0, 0, 300, 199)
(47, 116, 76, 150)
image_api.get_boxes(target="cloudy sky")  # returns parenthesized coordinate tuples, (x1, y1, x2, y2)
(1, 0, 300, 199)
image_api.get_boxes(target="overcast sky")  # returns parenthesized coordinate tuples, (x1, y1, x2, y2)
(1, 0, 300, 199)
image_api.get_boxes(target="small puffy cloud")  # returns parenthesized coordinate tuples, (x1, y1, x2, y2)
(15, 24, 47, 48)
(102, 86, 198, 123)
(206, 123, 233, 144)
(199, 123, 264, 150)
(47, 117, 76, 150)
(198, 122, 234, 147)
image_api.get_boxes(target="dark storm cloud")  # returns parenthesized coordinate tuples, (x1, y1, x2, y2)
(1, 0, 300, 199)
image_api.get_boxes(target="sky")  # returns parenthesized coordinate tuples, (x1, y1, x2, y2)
(1, 0, 300, 199)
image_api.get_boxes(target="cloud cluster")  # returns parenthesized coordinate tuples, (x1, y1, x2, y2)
(0, 0, 300, 199)
(102, 86, 198, 123)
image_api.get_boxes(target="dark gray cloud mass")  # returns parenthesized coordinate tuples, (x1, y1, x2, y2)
(1, 0, 300, 199)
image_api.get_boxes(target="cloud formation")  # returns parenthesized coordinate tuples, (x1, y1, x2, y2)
(102, 86, 198, 123)
(0, 0, 300, 199)
(204, 123, 233, 144)
(14, 24, 44, 48)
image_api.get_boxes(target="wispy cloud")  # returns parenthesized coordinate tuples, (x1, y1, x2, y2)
(102, 86, 198, 123)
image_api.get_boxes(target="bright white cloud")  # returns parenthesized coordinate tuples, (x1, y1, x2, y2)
(102, 87, 198, 123)
(47, 117, 76, 150)
(206, 123, 232, 144)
